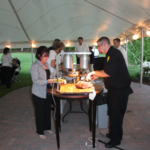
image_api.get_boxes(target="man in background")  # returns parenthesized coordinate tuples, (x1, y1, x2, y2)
(113, 38, 128, 66)
(75, 37, 89, 64)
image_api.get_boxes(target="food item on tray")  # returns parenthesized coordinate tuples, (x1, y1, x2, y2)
(50, 78, 66, 84)
(75, 81, 92, 89)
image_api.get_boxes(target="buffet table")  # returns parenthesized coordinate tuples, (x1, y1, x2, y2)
(47, 84, 103, 149)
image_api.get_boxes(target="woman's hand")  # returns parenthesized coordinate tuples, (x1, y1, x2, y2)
(47, 79, 54, 84)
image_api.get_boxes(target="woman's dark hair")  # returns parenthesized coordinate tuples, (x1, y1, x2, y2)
(3, 47, 10, 55)
(36, 46, 49, 60)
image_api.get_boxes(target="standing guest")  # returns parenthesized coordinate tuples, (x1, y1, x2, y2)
(113, 38, 128, 66)
(47, 42, 62, 79)
(48, 39, 60, 51)
(59, 42, 65, 64)
(1, 47, 13, 89)
(75, 37, 89, 64)
(89, 46, 94, 71)
(87, 37, 133, 148)
(30, 46, 53, 139)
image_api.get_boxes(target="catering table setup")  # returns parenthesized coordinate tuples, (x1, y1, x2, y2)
(47, 52, 104, 149)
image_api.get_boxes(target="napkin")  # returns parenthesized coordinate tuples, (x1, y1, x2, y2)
(89, 88, 96, 100)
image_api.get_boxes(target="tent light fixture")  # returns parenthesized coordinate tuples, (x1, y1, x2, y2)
(32, 43, 35, 48)
(146, 29, 150, 36)
(133, 34, 138, 40)
(6, 45, 10, 48)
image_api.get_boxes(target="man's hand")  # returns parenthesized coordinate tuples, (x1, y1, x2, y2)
(91, 75, 99, 80)
(86, 72, 95, 81)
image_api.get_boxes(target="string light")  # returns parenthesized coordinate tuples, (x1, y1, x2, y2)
(133, 35, 138, 40)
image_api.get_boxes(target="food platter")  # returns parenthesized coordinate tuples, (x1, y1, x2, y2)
(59, 83, 93, 94)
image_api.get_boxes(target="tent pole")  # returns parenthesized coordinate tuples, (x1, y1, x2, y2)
(31, 48, 33, 64)
(126, 36, 128, 66)
(140, 28, 144, 87)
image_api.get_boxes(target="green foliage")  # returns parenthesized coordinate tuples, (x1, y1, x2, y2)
(127, 37, 150, 65)
(64, 47, 75, 50)
(143, 75, 150, 82)
(143, 66, 150, 75)
(135, 72, 140, 78)
(130, 74, 136, 80)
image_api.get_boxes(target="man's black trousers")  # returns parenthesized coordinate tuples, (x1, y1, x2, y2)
(107, 87, 130, 144)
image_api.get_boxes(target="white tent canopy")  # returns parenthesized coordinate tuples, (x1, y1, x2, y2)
(0, 0, 150, 48)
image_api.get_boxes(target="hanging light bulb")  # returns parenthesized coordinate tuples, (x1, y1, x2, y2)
(121, 41, 123, 45)
(146, 30, 150, 36)
(66, 43, 69, 47)
(32, 43, 35, 48)
(133, 35, 138, 40)
(6, 45, 10, 48)
(94, 42, 97, 46)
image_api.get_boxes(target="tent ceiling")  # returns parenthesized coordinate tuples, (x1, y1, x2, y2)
(0, 0, 150, 47)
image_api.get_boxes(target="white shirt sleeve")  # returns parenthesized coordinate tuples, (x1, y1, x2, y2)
(118, 46, 128, 66)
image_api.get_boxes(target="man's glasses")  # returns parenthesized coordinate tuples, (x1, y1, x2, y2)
(97, 43, 103, 48)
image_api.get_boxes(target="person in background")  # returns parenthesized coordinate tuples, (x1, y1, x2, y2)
(15, 57, 21, 68)
(87, 37, 133, 148)
(113, 38, 128, 66)
(47, 42, 62, 79)
(92, 46, 99, 57)
(75, 37, 89, 64)
(11, 57, 21, 81)
(48, 39, 60, 51)
(1, 47, 13, 89)
(59, 42, 65, 64)
(30, 46, 53, 139)
(89, 46, 94, 71)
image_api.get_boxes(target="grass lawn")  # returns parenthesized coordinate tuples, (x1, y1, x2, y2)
(0, 52, 140, 98)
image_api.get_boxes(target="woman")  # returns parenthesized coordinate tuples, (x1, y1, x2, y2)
(1, 47, 13, 89)
(47, 42, 62, 79)
(30, 46, 53, 139)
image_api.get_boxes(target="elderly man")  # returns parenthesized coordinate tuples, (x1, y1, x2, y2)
(113, 38, 128, 66)
(87, 37, 133, 148)
(75, 37, 89, 64)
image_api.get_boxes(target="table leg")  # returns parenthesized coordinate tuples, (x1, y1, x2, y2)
(80, 100, 88, 115)
(57, 98, 61, 133)
(62, 100, 72, 122)
(92, 98, 96, 148)
(88, 99, 92, 132)
(55, 97, 60, 149)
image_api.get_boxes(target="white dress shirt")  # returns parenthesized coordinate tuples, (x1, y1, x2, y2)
(1, 53, 13, 67)
(75, 42, 89, 58)
(47, 50, 57, 78)
(117, 46, 128, 66)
